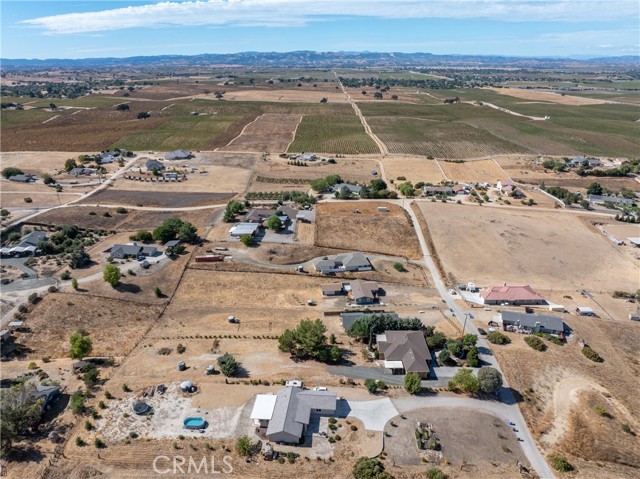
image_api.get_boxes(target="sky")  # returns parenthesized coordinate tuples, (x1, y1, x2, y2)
(1, 0, 639, 59)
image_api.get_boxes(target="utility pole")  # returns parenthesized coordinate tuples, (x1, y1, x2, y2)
(462, 313, 469, 336)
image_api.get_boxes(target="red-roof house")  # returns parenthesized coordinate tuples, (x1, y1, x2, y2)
(481, 285, 545, 305)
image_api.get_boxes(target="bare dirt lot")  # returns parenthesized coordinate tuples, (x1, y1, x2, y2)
(384, 408, 527, 470)
(495, 156, 640, 192)
(315, 202, 422, 259)
(381, 156, 446, 184)
(0, 151, 88, 174)
(79, 189, 233, 208)
(490, 87, 609, 105)
(18, 292, 162, 359)
(438, 158, 510, 183)
(253, 155, 380, 184)
(417, 202, 639, 291)
(219, 113, 302, 152)
(158, 268, 330, 336)
(219, 88, 347, 103)
(28, 206, 221, 231)
(491, 314, 640, 478)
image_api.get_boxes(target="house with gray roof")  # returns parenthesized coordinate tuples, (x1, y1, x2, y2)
(347, 279, 380, 304)
(377, 330, 431, 378)
(19, 230, 47, 247)
(69, 167, 95, 176)
(146, 159, 165, 172)
(165, 149, 193, 161)
(500, 311, 565, 336)
(229, 223, 261, 237)
(250, 386, 337, 444)
(8, 174, 36, 183)
(588, 194, 634, 206)
(332, 183, 362, 196)
(110, 242, 158, 259)
(314, 252, 371, 274)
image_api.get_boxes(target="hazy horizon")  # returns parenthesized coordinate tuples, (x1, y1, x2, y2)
(1, 0, 639, 60)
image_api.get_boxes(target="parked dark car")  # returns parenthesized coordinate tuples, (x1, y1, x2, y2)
(477, 328, 487, 336)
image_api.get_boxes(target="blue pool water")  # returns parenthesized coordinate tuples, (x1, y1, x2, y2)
(183, 417, 206, 429)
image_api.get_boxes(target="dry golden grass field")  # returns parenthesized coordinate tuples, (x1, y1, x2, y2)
(251, 155, 380, 185)
(496, 156, 640, 193)
(30, 206, 221, 231)
(381, 156, 447, 184)
(315, 201, 422, 259)
(438, 158, 511, 183)
(219, 113, 301, 152)
(489, 87, 609, 105)
(18, 293, 162, 359)
(417, 201, 639, 291)
(220, 87, 347, 103)
(491, 314, 640, 478)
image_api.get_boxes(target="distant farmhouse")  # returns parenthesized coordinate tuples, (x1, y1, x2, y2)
(69, 167, 95, 176)
(481, 285, 546, 306)
(165, 149, 193, 161)
(332, 183, 362, 196)
(8, 174, 36, 183)
(588, 194, 635, 206)
(500, 311, 565, 336)
(321, 280, 381, 304)
(250, 386, 337, 444)
(229, 223, 261, 237)
(377, 330, 431, 378)
(314, 252, 371, 274)
(568, 156, 601, 168)
(244, 208, 277, 223)
(146, 159, 165, 172)
(423, 186, 453, 196)
(99, 152, 118, 164)
(109, 242, 158, 259)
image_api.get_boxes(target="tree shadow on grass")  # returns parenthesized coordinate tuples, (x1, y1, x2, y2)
(114, 282, 141, 294)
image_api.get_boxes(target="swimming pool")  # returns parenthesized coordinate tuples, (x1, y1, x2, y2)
(183, 417, 206, 429)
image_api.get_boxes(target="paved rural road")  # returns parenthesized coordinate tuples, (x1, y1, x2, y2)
(401, 200, 556, 479)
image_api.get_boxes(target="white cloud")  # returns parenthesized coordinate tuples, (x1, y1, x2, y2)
(20, 0, 640, 35)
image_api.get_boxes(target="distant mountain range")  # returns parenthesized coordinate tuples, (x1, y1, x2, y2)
(2, 51, 639, 69)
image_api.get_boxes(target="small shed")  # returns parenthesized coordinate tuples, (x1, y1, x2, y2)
(576, 307, 595, 316)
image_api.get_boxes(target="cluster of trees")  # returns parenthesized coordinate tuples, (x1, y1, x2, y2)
(137, 111, 150, 119)
(2, 167, 24, 179)
(397, 181, 415, 197)
(1, 81, 93, 99)
(223, 201, 245, 222)
(438, 334, 479, 367)
(0, 383, 45, 453)
(115, 103, 130, 111)
(310, 174, 343, 193)
(577, 164, 633, 177)
(359, 179, 397, 199)
(278, 319, 341, 363)
(542, 159, 567, 172)
(339, 75, 463, 90)
(541, 184, 582, 205)
(346, 314, 423, 343)
(448, 367, 503, 395)
(152, 217, 198, 244)
(35, 225, 93, 269)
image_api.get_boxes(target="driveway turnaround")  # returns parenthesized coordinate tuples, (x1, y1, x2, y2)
(340, 398, 398, 431)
